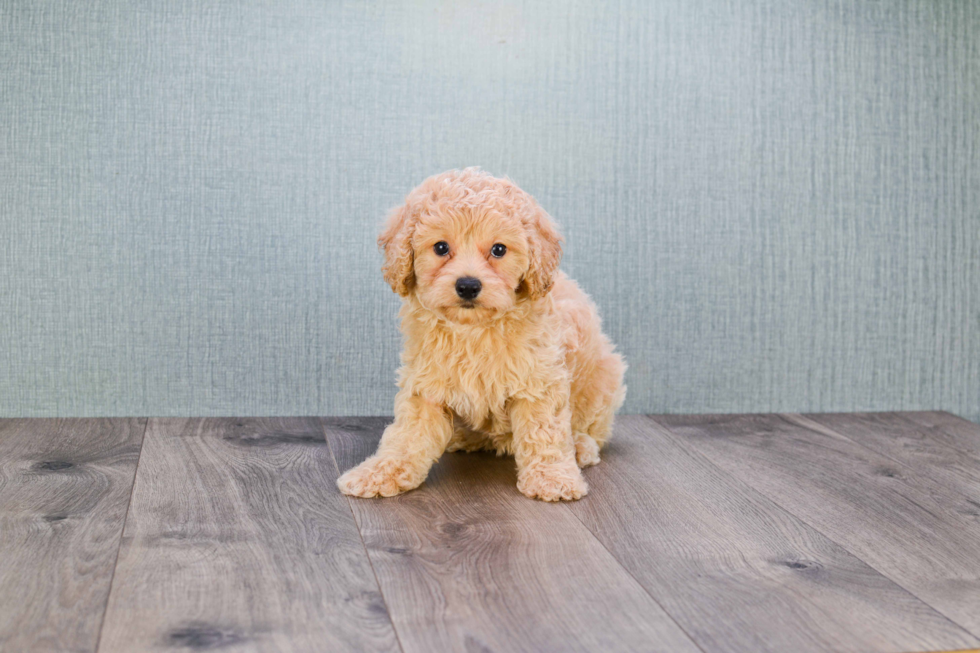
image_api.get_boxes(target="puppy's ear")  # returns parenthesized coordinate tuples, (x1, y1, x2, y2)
(378, 204, 416, 296)
(521, 206, 563, 299)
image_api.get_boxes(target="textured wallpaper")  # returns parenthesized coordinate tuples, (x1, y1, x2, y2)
(1, 1, 977, 421)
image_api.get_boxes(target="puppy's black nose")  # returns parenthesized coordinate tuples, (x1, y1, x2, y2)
(455, 276, 482, 300)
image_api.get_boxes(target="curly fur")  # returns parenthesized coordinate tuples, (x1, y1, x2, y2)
(338, 168, 626, 501)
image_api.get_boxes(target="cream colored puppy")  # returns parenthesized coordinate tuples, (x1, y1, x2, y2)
(337, 168, 626, 501)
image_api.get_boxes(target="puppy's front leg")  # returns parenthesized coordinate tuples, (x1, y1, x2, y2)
(337, 391, 452, 498)
(509, 395, 588, 501)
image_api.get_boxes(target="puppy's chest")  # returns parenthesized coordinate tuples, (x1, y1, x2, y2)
(445, 349, 514, 426)
(416, 335, 521, 429)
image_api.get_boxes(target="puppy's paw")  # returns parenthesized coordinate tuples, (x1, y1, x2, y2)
(574, 435, 601, 468)
(517, 460, 588, 502)
(337, 456, 424, 498)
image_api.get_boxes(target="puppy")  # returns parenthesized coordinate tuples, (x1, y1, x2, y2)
(337, 168, 626, 501)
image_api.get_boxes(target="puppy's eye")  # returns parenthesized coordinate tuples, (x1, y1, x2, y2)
(490, 243, 507, 258)
(433, 241, 450, 256)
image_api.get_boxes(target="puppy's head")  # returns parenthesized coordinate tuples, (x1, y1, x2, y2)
(379, 168, 562, 324)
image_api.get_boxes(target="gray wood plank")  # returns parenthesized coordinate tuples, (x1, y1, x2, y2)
(565, 415, 978, 653)
(98, 418, 399, 653)
(323, 417, 701, 653)
(802, 412, 980, 527)
(0, 418, 145, 652)
(654, 413, 980, 639)
(897, 411, 980, 459)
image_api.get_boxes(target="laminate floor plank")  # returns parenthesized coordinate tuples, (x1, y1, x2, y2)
(0, 418, 145, 652)
(97, 418, 399, 653)
(801, 412, 980, 527)
(322, 417, 701, 653)
(565, 416, 977, 653)
(897, 411, 980, 460)
(653, 413, 980, 639)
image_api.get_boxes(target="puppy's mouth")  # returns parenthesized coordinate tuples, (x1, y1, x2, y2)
(441, 300, 497, 323)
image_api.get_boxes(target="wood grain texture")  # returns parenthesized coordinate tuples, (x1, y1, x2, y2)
(802, 412, 980, 527)
(897, 411, 980, 463)
(0, 418, 145, 652)
(322, 417, 700, 653)
(98, 418, 399, 653)
(566, 415, 978, 653)
(654, 413, 980, 639)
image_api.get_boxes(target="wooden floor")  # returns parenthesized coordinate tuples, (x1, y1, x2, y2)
(2, 414, 980, 652)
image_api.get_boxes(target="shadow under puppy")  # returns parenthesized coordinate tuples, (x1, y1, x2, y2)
(338, 168, 626, 501)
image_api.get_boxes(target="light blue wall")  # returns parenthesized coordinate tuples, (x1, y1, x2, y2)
(1, 1, 977, 421)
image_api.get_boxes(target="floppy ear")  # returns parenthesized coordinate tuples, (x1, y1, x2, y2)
(378, 204, 416, 296)
(521, 206, 563, 299)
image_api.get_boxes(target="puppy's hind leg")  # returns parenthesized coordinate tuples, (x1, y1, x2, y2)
(572, 382, 626, 468)
(574, 432, 601, 468)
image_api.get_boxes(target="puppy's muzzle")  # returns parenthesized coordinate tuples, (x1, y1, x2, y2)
(455, 276, 482, 301)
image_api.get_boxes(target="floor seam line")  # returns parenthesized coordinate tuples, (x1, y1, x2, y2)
(561, 502, 708, 653)
(645, 414, 980, 645)
(318, 418, 407, 653)
(93, 416, 149, 653)
(784, 412, 968, 487)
